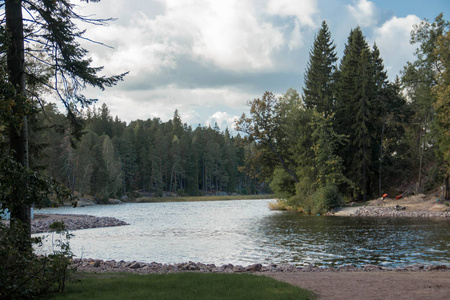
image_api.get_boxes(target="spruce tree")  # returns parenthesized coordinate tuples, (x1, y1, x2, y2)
(303, 21, 338, 116)
(335, 27, 374, 200)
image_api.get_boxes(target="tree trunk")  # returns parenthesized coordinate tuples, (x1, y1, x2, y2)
(6, 0, 32, 240)
(379, 119, 385, 197)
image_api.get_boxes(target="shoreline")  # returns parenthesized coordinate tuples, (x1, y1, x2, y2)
(332, 206, 450, 217)
(72, 259, 450, 300)
(1, 213, 129, 234)
(73, 258, 449, 274)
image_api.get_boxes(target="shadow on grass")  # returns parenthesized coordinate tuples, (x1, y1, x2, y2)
(40, 272, 315, 300)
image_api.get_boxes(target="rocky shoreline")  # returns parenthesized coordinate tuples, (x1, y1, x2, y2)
(72, 258, 450, 274)
(350, 206, 450, 218)
(30, 214, 129, 234)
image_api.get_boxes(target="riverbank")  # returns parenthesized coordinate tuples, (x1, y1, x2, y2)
(332, 192, 450, 217)
(72, 259, 450, 300)
(73, 258, 450, 274)
(1, 214, 129, 234)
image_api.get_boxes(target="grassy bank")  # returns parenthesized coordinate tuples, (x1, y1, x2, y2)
(40, 273, 314, 300)
(135, 194, 275, 203)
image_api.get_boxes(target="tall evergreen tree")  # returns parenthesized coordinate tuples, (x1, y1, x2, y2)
(303, 20, 338, 116)
(335, 27, 375, 200)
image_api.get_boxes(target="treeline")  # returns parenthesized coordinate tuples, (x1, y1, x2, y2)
(34, 105, 263, 200)
(236, 16, 449, 213)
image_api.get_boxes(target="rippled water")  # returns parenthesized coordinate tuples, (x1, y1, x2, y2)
(35, 200, 450, 267)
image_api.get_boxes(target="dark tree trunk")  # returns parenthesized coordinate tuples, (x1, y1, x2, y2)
(6, 0, 31, 239)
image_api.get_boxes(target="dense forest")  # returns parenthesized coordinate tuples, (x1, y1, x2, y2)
(32, 104, 263, 200)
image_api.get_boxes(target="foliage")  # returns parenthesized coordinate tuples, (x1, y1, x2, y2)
(303, 20, 338, 116)
(401, 13, 449, 192)
(433, 28, 450, 177)
(310, 111, 348, 188)
(40, 272, 314, 300)
(0, 154, 73, 212)
(0, 221, 74, 299)
(296, 183, 343, 215)
(236, 90, 302, 184)
(36, 104, 258, 198)
(269, 167, 296, 200)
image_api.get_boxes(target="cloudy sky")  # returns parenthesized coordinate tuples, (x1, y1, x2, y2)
(71, 0, 448, 131)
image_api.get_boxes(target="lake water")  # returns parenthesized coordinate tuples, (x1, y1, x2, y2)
(35, 200, 450, 267)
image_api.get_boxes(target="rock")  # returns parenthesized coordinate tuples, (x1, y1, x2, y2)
(129, 262, 141, 269)
(245, 263, 262, 272)
(108, 199, 122, 205)
(395, 205, 406, 211)
(233, 265, 244, 272)
(71, 259, 449, 275)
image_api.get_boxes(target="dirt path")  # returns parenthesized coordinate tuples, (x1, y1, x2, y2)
(263, 271, 450, 300)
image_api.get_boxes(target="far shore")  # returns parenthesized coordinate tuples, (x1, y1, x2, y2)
(134, 194, 275, 203)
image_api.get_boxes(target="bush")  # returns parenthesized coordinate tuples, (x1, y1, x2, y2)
(322, 183, 344, 210)
(269, 168, 296, 200)
(0, 221, 74, 299)
(298, 184, 344, 215)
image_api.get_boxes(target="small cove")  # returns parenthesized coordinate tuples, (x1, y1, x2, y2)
(35, 199, 450, 267)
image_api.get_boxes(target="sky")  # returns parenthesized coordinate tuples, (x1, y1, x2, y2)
(68, 0, 449, 131)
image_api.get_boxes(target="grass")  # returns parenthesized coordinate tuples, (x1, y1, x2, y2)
(135, 194, 275, 203)
(40, 272, 314, 300)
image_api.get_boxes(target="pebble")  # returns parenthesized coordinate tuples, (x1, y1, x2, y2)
(30, 215, 129, 233)
(71, 259, 450, 274)
(351, 207, 450, 218)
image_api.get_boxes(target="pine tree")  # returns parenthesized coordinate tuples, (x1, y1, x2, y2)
(303, 21, 338, 116)
(2, 0, 126, 240)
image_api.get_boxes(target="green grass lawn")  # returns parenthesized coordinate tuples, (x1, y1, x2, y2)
(40, 272, 314, 300)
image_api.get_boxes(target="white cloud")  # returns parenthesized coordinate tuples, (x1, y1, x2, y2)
(267, 0, 318, 27)
(347, 0, 378, 27)
(80, 0, 290, 74)
(189, 1, 284, 70)
(374, 15, 421, 77)
(267, 0, 318, 50)
(205, 111, 239, 131)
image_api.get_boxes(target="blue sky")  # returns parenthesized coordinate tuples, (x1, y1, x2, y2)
(71, 0, 449, 130)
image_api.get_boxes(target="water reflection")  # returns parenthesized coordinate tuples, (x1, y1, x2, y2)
(35, 200, 450, 267)
(255, 213, 450, 266)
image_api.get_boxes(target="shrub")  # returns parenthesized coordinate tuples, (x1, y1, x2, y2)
(269, 168, 296, 200)
(0, 221, 74, 299)
(322, 183, 344, 210)
(298, 184, 344, 215)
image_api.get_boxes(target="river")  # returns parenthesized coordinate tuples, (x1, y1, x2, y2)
(34, 199, 450, 267)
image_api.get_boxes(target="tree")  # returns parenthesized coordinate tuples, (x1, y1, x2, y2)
(303, 20, 338, 116)
(310, 111, 348, 187)
(402, 13, 449, 192)
(236, 91, 299, 183)
(102, 135, 123, 198)
(335, 27, 375, 200)
(1, 0, 126, 240)
(433, 28, 450, 199)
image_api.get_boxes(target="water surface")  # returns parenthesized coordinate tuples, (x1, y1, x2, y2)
(35, 200, 450, 267)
